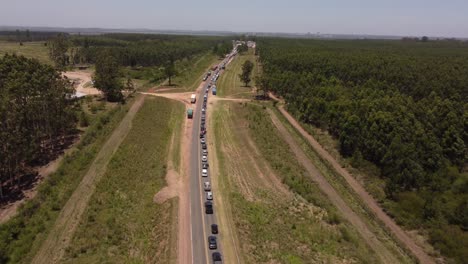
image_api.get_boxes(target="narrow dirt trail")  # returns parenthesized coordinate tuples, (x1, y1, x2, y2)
(269, 93, 435, 264)
(142, 89, 195, 264)
(32, 95, 146, 264)
(268, 108, 400, 264)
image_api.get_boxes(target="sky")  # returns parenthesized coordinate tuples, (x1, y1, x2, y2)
(1, 0, 468, 38)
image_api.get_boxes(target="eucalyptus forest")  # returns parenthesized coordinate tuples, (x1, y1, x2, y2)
(257, 38, 467, 262)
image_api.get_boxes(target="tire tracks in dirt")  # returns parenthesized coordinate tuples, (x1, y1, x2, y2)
(32, 94, 146, 264)
(268, 92, 435, 264)
(267, 108, 400, 264)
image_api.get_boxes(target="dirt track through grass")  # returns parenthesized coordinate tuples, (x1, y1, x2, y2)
(32, 95, 146, 264)
(211, 101, 382, 263)
(267, 108, 402, 264)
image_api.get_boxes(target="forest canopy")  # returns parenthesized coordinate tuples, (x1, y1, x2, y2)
(257, 38, 468, 262)
(0, 54, 76, 196)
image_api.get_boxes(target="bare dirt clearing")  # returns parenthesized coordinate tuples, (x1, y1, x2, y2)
(63, 71, 100, 95)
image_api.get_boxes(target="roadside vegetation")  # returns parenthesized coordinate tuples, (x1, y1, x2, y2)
(212, 101, 381, 263)
(257, 38, 468, 263)
(0, 97, 133, 263)
(62, 97, 183, 263)
(217, 48, 257, 97)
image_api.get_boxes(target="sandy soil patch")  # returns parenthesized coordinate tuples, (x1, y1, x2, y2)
(63, 71, 100, 95)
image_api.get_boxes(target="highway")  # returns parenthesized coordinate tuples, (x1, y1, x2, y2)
(190, 48, 237, 264)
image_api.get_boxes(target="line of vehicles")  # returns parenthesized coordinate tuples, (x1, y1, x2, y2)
(193, 46, 238, 264)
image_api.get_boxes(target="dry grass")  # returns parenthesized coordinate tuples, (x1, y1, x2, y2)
(0, 41, 51, 64)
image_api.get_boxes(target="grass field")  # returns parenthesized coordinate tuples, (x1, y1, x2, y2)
(211, 100, 380, 263)
(0, 98, 134, 263)
(270, 105, 415, 263)
(62, 97, 184, 263)
(216, 49, 257, 98)
(0, 41, 51, 65)
(170, 52, 219, 91)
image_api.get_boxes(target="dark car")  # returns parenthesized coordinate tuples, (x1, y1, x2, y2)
(205, 201, 213, 214)
(211, 224, 218, 234)
(208, 236, 217, 249)
(212, 252, 222, 263)
(202, 162, 209, 169)
(202, 143, 207, 150)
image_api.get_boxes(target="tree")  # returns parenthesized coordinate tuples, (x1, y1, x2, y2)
(25, 29, 31, 42)
(421, 36, 429, 42)
(48, 33, 69, 70)
(126, 77, 135, 94)
(164, 58, 177, 86)
(239, 60, 254, 86)
(93, 50, 123, 102)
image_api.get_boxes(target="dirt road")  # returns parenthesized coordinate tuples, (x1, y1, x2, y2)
(31, 94, 146, 264)
(143, 89, 195, 264)
(269, 93, 434, 264)
(267, 108, 400, 263)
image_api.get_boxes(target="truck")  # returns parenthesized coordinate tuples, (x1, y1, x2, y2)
(190, 94, 196, 104)
(212, 88, 217, 95)
(187, 108, 193, 119)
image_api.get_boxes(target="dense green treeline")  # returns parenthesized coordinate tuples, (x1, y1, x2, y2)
(0, 54, 76, 196)
(257, 38, 467, 262)
(70, 34, 230, 67)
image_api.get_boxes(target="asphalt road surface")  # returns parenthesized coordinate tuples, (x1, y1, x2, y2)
(190, 51, 236, 264)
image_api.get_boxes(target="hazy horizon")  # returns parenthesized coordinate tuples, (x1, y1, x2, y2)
(1, 0, 468, 38)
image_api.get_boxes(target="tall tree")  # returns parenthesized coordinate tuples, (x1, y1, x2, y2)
(164, 58, 177, 86)
(239, 60, 254, 86)
(93, 50, 123, 102)
(25, 29, 31, 42)
(48, 33, 69, 70)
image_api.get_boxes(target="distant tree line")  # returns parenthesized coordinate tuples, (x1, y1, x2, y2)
(0, 30, 68, 42)
(257, 38, 467, 263)
(0, 54, 76, 198)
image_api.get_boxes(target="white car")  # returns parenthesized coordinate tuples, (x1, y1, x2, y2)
(206, 191, 213, 200)
(202, 169, 208, 177)
(202, 155, 208, 162)
(204, 181, 211, 191)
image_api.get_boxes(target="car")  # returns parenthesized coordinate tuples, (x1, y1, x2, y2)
(208, 236, 217, 249)
(202, 149, 208, 155)
(202, 169, 208, 177)
(202, 108, 206, 113)
(206, 191, 213, 200)
(205, 201, 213, 214)
(202, 143, 207, 150)
(204, 181, 211, 191)
(202, 162, 209, 169)
(201, 138, 206, 143)
(212, 252, 222, 263)
(208, 84, 211, 88)
(202, 155, 207, 162)
(211, 224, 218, 234)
